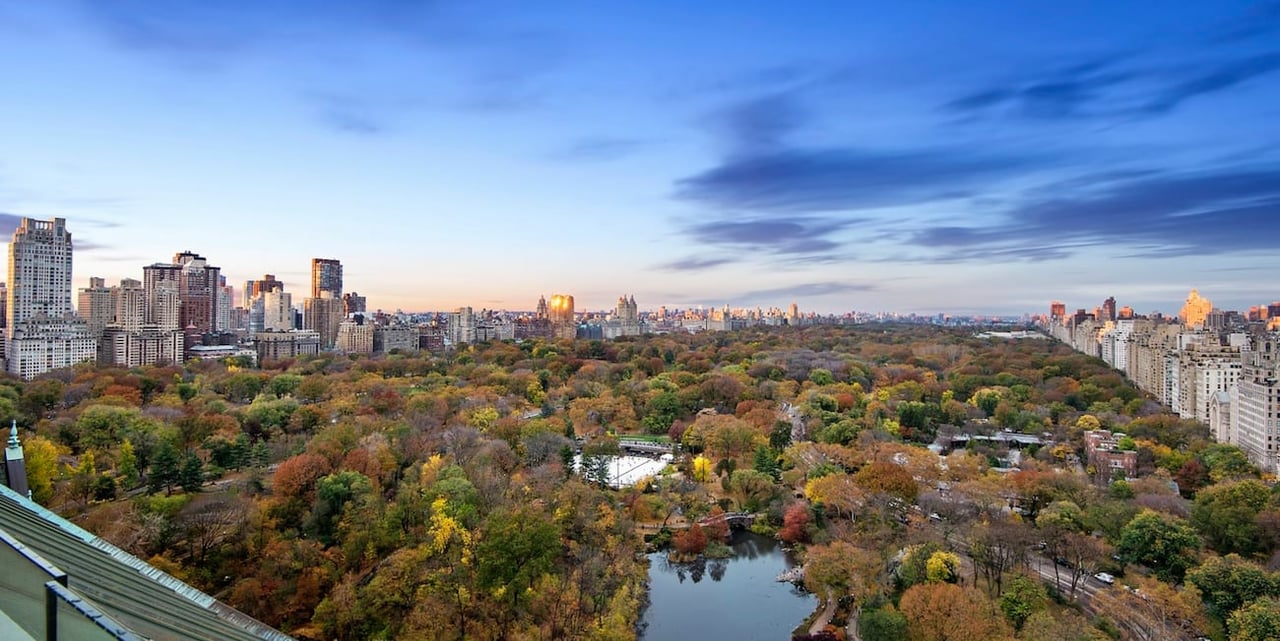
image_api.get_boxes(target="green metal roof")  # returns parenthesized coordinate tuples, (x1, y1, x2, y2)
(0, 485, 294, 641)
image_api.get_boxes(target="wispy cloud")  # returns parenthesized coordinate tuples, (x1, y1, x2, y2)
(737, 281, 876, 301)
(548, 136, 650, 162)
(676, 146, 1055, 214)
(899, 163, 1280, 261)
(656, 256, 735, 271)
(945, 53, 1280, 121)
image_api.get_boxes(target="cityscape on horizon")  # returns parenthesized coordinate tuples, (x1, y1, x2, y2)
(3, 213, 1278, 381)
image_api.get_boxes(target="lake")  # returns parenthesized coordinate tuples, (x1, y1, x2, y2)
(640, 532, 816, 641)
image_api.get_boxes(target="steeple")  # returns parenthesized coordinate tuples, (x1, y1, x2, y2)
(3, 419, 30, 499)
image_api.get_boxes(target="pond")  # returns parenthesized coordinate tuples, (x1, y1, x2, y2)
(640, 531, 816, 641)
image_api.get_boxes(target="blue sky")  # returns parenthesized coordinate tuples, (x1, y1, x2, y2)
(1, 1, 1277, 316)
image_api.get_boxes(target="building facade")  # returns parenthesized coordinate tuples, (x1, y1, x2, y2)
(5, 218, 97, 379)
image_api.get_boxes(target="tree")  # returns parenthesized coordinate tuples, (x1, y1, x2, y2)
(925, 551, 961, 584)
(22, 435, 62, 504)
(1187, 554, 1280, 620)
(1094, 575, 1207, 641)
(860, 604, 908, 641)
(117, 439, 139, 487)
(778, 502, 812, 544)
(475, 508, 560, 610)
(179, 450, 204, 493)
(803, 541, 883, 606)
(1118, 509, 1202, 583)
(691, 454, 712, 483)
(1191, 480, 1271, 556)
(1019, 611, 1109, 641)
(148, 442, 180, 495)
(1229, 596, 1280, 641)
(70, 451, 98, 505)
(998, 573, 1047, 630)
(899, 582, 1013, 641)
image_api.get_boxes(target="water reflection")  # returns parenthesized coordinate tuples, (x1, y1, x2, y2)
(642, 532, 815, 641)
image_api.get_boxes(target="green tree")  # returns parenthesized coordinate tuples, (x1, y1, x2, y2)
(860, 604, 908, 641)
(1201, 444, 1257, 483)
(179, 450, 204, 493)
(1187, 554, 1280, 620)
(1191, 480, 1271, 556)
(475, 509, 560, 610)
(999, 573, 1048, 630)
(117, 439, 139, 487)
(149, 441, 181, 495)
(1229, 596, 1280, 641)
(1118, 509, 1201, 583)
(753, 444, 780, 481)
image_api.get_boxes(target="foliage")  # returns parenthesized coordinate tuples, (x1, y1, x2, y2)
(1117, 509, 1202, 583)
(899, 582, 1013, 641)
(998, 573, 1048, 630)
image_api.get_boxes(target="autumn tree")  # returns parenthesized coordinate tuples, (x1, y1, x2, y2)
(899, 582, 1014, 641)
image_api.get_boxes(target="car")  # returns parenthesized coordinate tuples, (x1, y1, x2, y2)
(1094, 572, 1115, 585)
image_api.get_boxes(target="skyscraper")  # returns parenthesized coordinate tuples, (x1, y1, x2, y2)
(1101, 297, 1116, 322)
(5, 218, 97, 379)
(1179, 289, 1213, 328)
(143, 251, 222, 333)
(311, 258, 342, 299)
(548, 294, 575, 340)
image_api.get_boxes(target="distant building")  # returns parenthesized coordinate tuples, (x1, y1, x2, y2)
(374, 324, 417, 354)
(5, 218, 97, 379)
(548, 294, 575, 340)
(449, 306, 476, 346)
(343, 291, 366, 315)
(311, 258, 342, 299)
(335, 316, 373, 354)
(76, 276, 113, 338)
(1179, 289, 1213, 329)
(253, 329, 321, 362)
(303, 294, 344, 349)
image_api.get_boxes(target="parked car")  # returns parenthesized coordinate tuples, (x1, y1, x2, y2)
(1094, 572, 1115, 585)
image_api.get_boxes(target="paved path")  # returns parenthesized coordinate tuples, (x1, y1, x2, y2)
(808, 591, 836, 635)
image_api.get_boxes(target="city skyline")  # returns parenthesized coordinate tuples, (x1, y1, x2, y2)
(1, 2, 1277, 314)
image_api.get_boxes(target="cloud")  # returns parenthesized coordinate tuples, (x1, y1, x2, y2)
(309, 94, 388, 135)
(737, 281, 876, 301)
(901, 164, 1280, 261)
(1141, 53, 1280, 114)
(656, 256, 735, 271)
(682, 216, 859, 255)
(548, 137, 650, 162)
(714, 91, 808, 151)
(0, 213, 21, 235)
(1209, 1, 1280, 43)
(946, 53, 1280, 121)
(676, 146, 1051, 214)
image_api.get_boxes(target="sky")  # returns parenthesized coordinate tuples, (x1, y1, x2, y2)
(0, 1, 1278, 316)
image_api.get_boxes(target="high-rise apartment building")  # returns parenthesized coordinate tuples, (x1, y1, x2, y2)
(548, 294, 575, 340)
(1233, 335, 1280, 472)
(335, 316, 374, 354)
(1179, 289, 1213, 329)
(76, 277, 113, 338)
(1101, 296, 1116, 322)
(303, 294, 344, 349)
(243, 274, 284, 307)
(343, 292, 366, 315)
(311, 258, 342, 299)
(449, 306, 476, 345)
(143, 251, 222, 333)
(5, 218, 97, 379)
